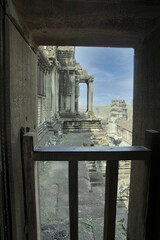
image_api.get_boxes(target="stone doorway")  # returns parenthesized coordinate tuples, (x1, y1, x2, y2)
(79, 83, 87, 113)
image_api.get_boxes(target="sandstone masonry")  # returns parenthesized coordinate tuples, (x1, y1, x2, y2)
(37, 46, 100, 144)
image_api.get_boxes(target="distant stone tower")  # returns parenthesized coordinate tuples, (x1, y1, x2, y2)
(107, 100, 127, 134)
(110, 100, 127, 122)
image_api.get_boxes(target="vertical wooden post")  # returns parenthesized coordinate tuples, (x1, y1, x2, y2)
(69, 161, 78, 240)
(145, 130, 160, 240)
(23, 132, 40, 240)
(103, 160, 119, 240)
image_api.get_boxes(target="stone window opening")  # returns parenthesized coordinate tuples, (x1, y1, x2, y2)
(37, 65, 46, 97)
(79, 83, 87, 113)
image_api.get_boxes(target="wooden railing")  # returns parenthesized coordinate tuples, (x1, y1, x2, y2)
(22, 130, 159, 240)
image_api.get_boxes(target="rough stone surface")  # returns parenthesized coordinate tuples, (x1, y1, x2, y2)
(10, 0, 160, 47)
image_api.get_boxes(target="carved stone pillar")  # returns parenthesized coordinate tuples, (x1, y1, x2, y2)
(87, 78, 94, 115)
(53, 68, 56, 115)
(75, 79, 80, 114)
(70, 71, 75, 113)
(51, 58, 60, 118)
(55, 70, 59, 114)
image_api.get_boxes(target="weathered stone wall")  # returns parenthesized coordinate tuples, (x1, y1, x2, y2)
(37, 47, 52, 125)
(58, 47, 76, 115)
(106, 100, 132, 146)
(37, 47, 62, 145)
(116, 120, 132, 145)
(110, 100, 127, 122)
(107, 100, 127, 135)
(4, 17, 38, 240)
(57, 46, 75, 67)
(38, 72, 53, 125)
(128, 27, 160, 240)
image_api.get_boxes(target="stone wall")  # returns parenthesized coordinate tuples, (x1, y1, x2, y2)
(107, 100, 127, 135)
(3, 17, 38, 240)
(128, 26, 160, 240)
(106, 100, 132, 146)
(116, 119, 132, 145)
(110, 100, 127, 122)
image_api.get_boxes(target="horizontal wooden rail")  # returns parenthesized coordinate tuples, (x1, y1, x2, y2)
(34, 146, 150, 161)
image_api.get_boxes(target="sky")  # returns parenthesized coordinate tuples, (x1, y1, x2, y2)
(75, 47, 134, 107)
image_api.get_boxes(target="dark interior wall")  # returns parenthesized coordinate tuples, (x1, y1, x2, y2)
(133, 31, 160, 144)
(0, 4, 6, 240)
(128, 26, 160, 240)
(3, 12, 38, 240)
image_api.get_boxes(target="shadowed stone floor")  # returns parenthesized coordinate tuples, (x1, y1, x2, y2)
(39, 132, 128, 240)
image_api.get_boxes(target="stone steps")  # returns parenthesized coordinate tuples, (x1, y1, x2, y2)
(63, 119, 102, 133)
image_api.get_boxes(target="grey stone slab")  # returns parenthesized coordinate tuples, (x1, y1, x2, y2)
(78, 162, 90, 181)
(79, 204, 104, 219)
(78, 178, 91, 193)
(57, 193, 69, 207)
(40, 162, 68, 186)
(92, 218, 104, 240)
(40, 184, 58, 224)
(79, 221, 94, 240)
(89, 171, 104, 183)
(56, 207, 69, 221)
(57, 132, 93, 147)
(58, 181, 69, 194)
(79, 191, 103, 205)
(91, 185, 105, 199)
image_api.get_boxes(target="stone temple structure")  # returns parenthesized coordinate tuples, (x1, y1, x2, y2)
(107, 100, 127, 135)
(57, 47, 94, 117)
(37, 46, 101, 144)
(110, 100, 127, 122)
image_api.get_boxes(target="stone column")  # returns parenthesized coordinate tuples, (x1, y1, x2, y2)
(55, 68, 60, 117)
(87, 82, 89, 111)
(87, 78, 94, 115)
(52, 67, 56, 115)
(75, 79, 80, 114)
(70, 71, 75, 113)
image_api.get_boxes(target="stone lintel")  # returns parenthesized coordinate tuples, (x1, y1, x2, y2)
(60, 66, 76, 71)
(76, 75, 94, 83)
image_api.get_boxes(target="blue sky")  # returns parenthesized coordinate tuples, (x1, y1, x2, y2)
(75, 47, 134, 106)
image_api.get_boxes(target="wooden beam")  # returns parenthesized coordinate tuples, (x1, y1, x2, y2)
(34, 146, 150, 162)
(145, 130, 160, 240)
(103, 160, 119, 240)
(69, 161, 78, 240)
(23, 132, 39, 240)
